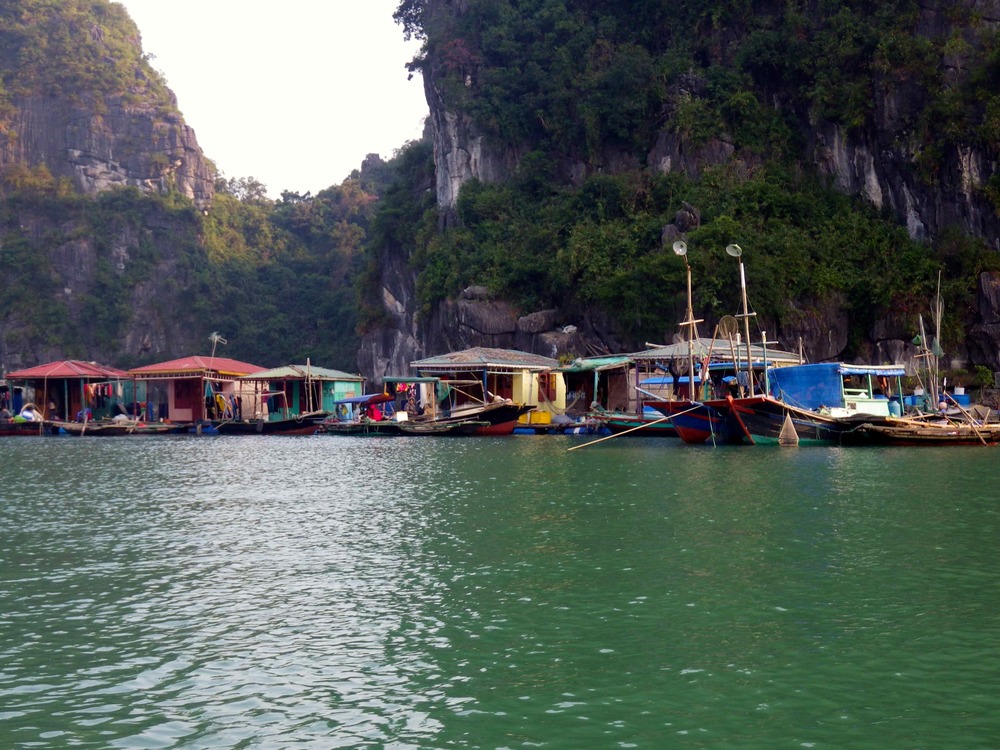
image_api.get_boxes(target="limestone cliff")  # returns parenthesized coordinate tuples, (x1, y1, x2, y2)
(0, 0, 219, 372)
(0, 0, 214, 207)
(0, 196, 209, 374)
(2, 93, 214, 208)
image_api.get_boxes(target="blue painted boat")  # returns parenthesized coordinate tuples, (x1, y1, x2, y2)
(707, 363, 908, 445)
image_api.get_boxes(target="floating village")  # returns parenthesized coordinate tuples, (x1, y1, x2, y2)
(3, 328, 998, 446)
(4, 241, 998, 447)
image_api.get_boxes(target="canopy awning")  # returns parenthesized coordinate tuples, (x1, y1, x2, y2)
(383, 377, 481, 386)
(333, 393, 394, 406)
(838, 364, 906, 377)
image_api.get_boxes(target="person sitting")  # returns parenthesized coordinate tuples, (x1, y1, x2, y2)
(19, 404, 40, 421)
(75, 408, 93, 422)
(0, 407, 11, 423)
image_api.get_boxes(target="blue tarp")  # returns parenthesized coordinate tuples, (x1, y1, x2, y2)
(769, 362, 902, 409)
(641, 376, 695, 385)
(768, 363, 845, 409)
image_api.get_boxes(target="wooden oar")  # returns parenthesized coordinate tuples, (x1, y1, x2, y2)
(567, 415, 673, 451)
(945, 392, 988, 446)
(567, 403, 704, 452)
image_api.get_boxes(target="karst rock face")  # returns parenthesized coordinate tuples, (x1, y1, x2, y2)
(1, 92, 214, 209)
(423, 1, 1000, 245)
(360, 0, 1000, 378)
(0, 1, 217, 370)
(0, 0, 216, 207)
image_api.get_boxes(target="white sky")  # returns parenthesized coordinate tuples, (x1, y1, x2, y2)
(114, 1, 428, 198)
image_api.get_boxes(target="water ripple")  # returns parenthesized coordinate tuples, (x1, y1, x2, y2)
(2, 436, 1000, 747)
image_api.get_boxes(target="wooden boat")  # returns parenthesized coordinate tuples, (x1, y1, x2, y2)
(453, 399, 534, 435)
(317, 393, 403, 436)
(317, 417, 403, 436)
(646, 398, 734, 444)
(688, 363, 908, 446)
(397, 418, 490, 436)
(213, 412, 327, 435)
(0, 420, 52, 436)
(52, 420, 189, 436)
(704, 394, 863, 445)
(320, 402, 530, 437)
(592, 409, 678, 437)
(641, 242, 769, 445)
(845, 418, 1000, 446)
(381, 377, 533, 436)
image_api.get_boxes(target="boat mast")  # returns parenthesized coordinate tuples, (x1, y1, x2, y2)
(673, 241, 702, 400)
(931, 271, 944, 407)
(306, 357, 313, 413)
(727, 244, 755, 396)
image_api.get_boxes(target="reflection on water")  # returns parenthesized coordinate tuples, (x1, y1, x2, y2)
(2, 436, 999, 748)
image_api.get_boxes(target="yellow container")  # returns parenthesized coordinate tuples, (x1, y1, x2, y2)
(519, 410, 552, 425)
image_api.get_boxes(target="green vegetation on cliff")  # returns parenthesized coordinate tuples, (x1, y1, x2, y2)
(377, 0, 1000, 356)
(376, 151, 993, 350)
(400, 0, 1000, 169)
(0, 164, 386, 370)
(0, 0, 400, 372)
(0, 0, 175, 112)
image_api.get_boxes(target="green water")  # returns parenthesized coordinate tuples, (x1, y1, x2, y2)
(1, 435, 998, 749)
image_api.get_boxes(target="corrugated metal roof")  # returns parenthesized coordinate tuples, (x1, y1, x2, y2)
(411, 347, 559, 371)
(239, 364, 364, 381)
(631, 338, 802, 364)
(129, 355, 265, 377)
(4, 360, 129, 380)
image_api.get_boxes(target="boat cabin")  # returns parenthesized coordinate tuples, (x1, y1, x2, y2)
(626, 338, 803, 407)
(381, 376, 494, 422)
(556, 356, 632, 420)
(767, 362, 906, 417)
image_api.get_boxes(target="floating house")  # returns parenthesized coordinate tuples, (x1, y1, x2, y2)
(128, 355, 265, 423)
(556, 355, 633, 420)
(236, 363, 365, 420)
(407, 347, 562, 426)
(3, 360, 130, 421)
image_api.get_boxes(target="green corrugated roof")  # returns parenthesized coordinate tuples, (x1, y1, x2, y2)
(238, 364, 364, 381)
(556, 355, 632, 373)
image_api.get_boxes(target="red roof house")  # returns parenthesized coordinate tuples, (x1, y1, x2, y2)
(128, 355, 266, 423)
(3, 360, 130, 421)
